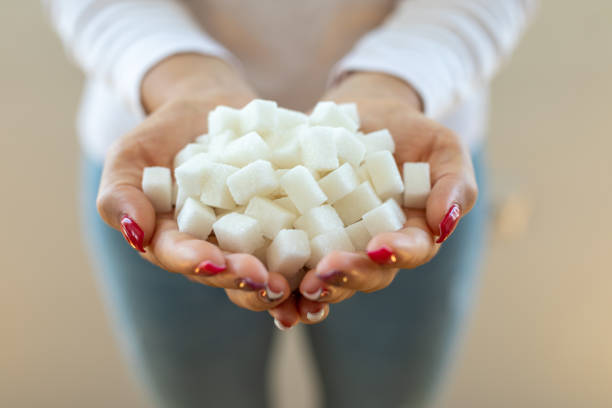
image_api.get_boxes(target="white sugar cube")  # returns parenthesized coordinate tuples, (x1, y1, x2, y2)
(198, 162, 239, 210)
(142, 166, 173, 213)
(252, 239, 271, 265)
(244, 196, 297, 240)
(355, 163, 371, 184)
(362, 129, 395, 154)
(332, 181, 382, 225)
(240, 99, 278, 135)
(277, 107, 308, 130)
(175, 155, 208, 197)
(309, 101, 359, 132)
(208, 130, 237, 154)
(403, 162, 431, 209)
(174, 186, 194, 217)
(273, 197, 299, 215)
(269, 136, 302, 169)
(173, 143, 208, 168)
(208, 106, 241, 136)
(362, 199, 407, 236)
(195, 133, 209, 145)
(334, 128, 366, 166)
(318, 163, 360, 204)
(365, 151, 404, 200)
(338, 103, 360, 126)
(177, 198, 216, 240)
(279, 166, 327, 214)
(221, 131, 270, 167)
(307, 229, 355, 268)
(345, 221, 372, 252)
(294, 205, 344, 238)
(267, 229, 311, 285)
(226, 160, 278, 205)
(213, 213, 265, 254)
(300, 126, 339, 171)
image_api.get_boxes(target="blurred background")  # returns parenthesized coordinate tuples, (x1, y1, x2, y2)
(1, 1, 610, 407)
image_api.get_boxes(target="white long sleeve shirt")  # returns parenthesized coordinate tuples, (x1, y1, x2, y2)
(45, 0, 537, 162)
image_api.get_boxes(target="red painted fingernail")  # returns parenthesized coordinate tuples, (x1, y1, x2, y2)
(436, 204, 461, 244)
(318, 270, 348, 286)
(235, 278, 266, 292)
(274, 318, 292, 331)
(120, 215, 145, 253)
(367, 246, 397, 264)
(194, 261, 226, 276)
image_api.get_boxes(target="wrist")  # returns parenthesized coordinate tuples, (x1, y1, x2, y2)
(141, 53, 254, 114)
(328, 71, 423, 113)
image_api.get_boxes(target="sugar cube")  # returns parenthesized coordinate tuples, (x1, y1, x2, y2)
(208, 106, 241, 136)
(253, 239, 271, 265)
(213, 213, 265, 254)
(199, 162, 239, 210)
(318, 163, 360, 204)
(332, 181, 382, 225)
(279, 166, 327, 214)
(267, 229, 311, 286)
(173, 143, 209, 168)
(221, 131, 270, 167)
(403, 162, 431, 209)
(244, 196, 297, 239)
(294, 205, 344, 238)
(269, 136, 302, 169)
(309, 101, 359, 132)
(276, 107, 308, 130)
(355, 163, 371, 184)
(307, 229, 355, 268)
(361, 129, 395, 154)
(334, 128, 366, 166)
(142, 166, 173, 213)
(273, 197, 299, 215)
(208, 130, 238, 155)
(177, 197, 216, 240)
(365, 151, 404, 200)
(299, 126, 339, 171)
(362, 199, 407, 236)
(240, 99, 278, 135)
(338, 103, 360, 126)
(345, 221, 372, 251)
(226, 160, 278, 205)
(195, 133, 209, 145)
(174, 186, 193, 217)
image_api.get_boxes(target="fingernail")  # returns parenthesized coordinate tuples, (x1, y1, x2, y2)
(235, 278, 266, 292)
(318, 270, 348, 286)
(259, 285, 284, 302)
(303, 287, 330, 301)
(274, 318, 292, 331)
(367, 246, 396, 264)
(436, 204, 461, 244)
(120, 215, 145, 253)
(194, 261, 226, 276)
(306, 308, 326, 322)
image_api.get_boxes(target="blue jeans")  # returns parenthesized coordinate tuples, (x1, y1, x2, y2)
(80, 151, 489, 408)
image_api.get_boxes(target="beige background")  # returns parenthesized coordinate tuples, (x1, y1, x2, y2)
(1, 1, 610, 407)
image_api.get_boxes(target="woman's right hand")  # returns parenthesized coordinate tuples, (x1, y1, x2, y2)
(96, 54, 293, 312)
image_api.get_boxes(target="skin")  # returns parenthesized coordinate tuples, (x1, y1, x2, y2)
(96, 54, 477, 328)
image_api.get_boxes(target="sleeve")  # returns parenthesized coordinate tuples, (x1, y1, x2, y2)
(331, 0, 539, 118)
(43, 0, 238, 117)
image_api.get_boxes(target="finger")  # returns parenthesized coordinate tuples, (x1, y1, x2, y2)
(224, 270, 290, 312)
(97, 104, 209, 252)
(268, 294, 300, 331)
(148, 214, 226, 274)
(313, 251, 397, 292)
(426, 130, 478, 243)
(299, 267, 357, 304)
(366, 211, 439, 268)
(297, 297, 330, 324)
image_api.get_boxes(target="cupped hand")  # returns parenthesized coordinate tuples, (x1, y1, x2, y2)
(298, 72, 478, 305)
(96, 54, 292, 312)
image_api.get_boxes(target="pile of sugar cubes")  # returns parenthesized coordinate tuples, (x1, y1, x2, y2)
(142, 99, 430, 287)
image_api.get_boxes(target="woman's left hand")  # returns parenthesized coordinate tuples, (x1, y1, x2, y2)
(295, 72, 479, 306)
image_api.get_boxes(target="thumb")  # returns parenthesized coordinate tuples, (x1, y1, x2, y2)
(96, 142, 157, 252)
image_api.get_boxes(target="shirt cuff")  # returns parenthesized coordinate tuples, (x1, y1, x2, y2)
(112, 32, 238, 119)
